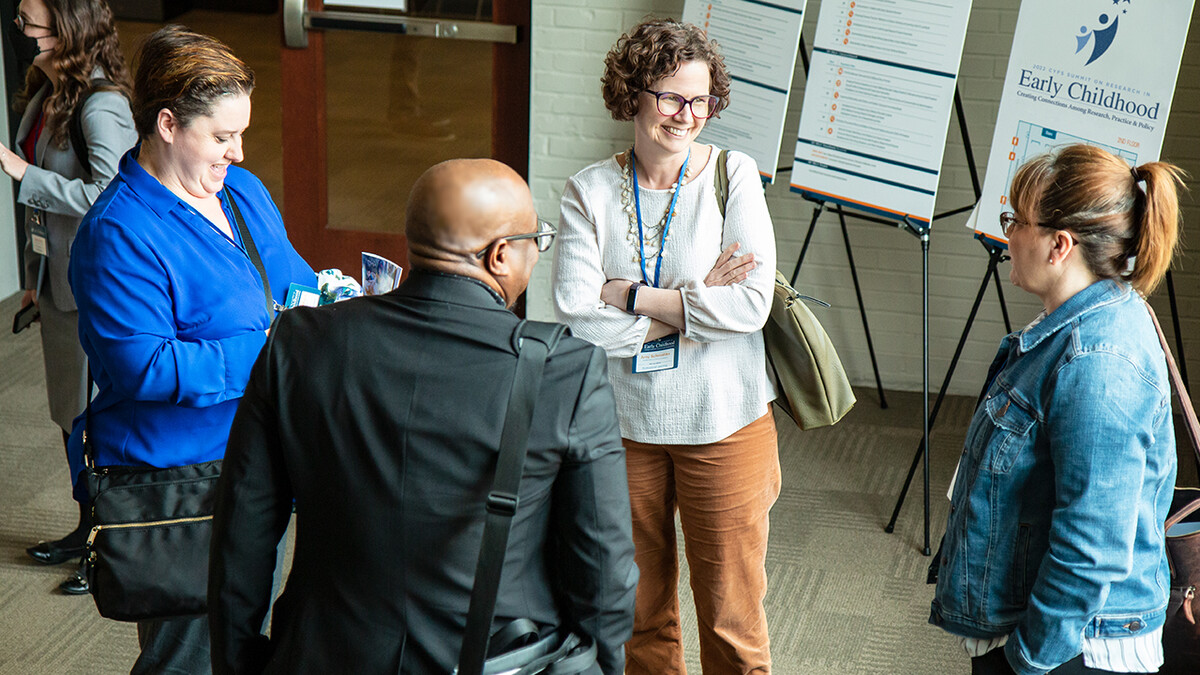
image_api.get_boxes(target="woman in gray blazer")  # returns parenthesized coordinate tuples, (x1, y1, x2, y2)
(2, 0, 136, 594)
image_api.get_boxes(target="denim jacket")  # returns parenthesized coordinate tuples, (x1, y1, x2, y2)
(929, 280, 1176, 675)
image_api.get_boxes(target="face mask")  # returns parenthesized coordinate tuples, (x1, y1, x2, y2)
(9, 23, 47, 73)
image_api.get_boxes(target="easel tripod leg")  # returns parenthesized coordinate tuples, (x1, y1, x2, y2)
(886, 246, 1004, 545)
(790, 203, 825, 288)
(921, 232, 931, 556)
(836, 205, 887, 409)
(1166, 270, 1189, 389)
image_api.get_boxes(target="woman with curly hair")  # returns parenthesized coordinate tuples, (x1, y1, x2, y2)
(553, 17, 779, 674)
(4, 0, 136, 595)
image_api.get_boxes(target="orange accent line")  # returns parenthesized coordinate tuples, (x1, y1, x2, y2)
(789, 185, 931, 224)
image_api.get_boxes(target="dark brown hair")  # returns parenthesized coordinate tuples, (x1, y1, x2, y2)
(1009, 144, 1186, 295)
(131, 25, 254, 139)
(601, 18, 731, 121)
(13, 0, 132, 149)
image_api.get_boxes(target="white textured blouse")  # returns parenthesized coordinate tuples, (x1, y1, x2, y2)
(553, 147, 777, 444)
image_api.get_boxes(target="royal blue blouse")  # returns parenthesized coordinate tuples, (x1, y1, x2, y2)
(67, 147, 315, 493)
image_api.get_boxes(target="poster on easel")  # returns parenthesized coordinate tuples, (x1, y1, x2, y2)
(681, 0, 808, 183)
(788, 0, 973, 227)
(969, 0, 1194, 245)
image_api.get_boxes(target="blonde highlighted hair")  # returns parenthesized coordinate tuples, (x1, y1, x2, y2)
(1009, 144, 1186, 296)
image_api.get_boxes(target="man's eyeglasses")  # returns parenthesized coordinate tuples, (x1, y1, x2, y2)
(643, 90, 721, 119)
(474, 218, 557, 259)
(14, 15, 54, 34)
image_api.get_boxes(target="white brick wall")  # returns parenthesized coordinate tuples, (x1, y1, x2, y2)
(529, 0, 1200, 402)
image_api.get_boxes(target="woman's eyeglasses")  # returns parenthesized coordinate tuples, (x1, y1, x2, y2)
(14, 16, 54, 34)
(998, 212, 1027, 238)
(643, 90, 721, 119)
(475, 218, 557, 259)
(999, 211, 1079, 244)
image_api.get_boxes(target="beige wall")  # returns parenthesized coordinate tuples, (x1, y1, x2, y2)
(527, 0, 1200, 401)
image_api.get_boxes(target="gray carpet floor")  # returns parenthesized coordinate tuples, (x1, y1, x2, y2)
(0, 290, 977, 673)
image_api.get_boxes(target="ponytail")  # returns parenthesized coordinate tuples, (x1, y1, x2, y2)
(1128, 162, 1185, 295)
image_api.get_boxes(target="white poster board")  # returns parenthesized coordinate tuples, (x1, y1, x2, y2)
(970, 0, 1194, 245)
(681, 0, 807, 183)
(788, 0, 972, 227)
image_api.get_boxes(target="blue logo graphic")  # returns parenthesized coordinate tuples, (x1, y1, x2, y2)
(1076, 1, 1131, 66)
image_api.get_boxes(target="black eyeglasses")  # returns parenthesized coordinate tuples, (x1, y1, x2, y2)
(474, 218, 557, 259)
(643, 90, 721, 119)
(14, 15, 54, 34)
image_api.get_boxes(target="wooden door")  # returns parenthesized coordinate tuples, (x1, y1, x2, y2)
(279, 0, 529, 275)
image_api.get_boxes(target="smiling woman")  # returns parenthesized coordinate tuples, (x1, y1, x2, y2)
(64, 25, 315, 675)
(552, 17, 779, 674)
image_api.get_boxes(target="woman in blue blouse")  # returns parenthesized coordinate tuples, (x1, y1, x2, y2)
(67, 26, 314, 675)
(931, 144, 1184, 675)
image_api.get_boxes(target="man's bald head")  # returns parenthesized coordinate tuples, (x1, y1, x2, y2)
(406, 159, 534, 265)
(405, 159, 539, 305)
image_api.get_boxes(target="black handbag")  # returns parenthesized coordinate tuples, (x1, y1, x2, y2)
(1148, 303, 1200, 674)
(84, 194, 272, 622)
(84, 455, 221, 621)
(454, 320, 599, 675)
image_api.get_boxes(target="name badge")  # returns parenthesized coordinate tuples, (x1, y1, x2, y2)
(284, 283, 321, 309)
(632, 334, 680, 373)
(30, 220, 48, 256)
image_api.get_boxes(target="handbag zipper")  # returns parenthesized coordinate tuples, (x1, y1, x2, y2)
(86, 515, 213, 561)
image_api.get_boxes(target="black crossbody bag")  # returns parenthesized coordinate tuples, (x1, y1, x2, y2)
(84, 194, 272, 621)
(454, 321, 599, 675)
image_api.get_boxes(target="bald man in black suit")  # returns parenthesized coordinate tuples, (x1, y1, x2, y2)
(208, 159, 637, 674)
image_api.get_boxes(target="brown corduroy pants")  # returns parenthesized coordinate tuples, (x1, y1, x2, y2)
(622, 411, 781, 675)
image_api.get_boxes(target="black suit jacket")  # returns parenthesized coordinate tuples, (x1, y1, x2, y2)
(209, 271, 637, 674)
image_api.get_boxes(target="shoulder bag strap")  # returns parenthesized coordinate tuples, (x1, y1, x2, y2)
(69, 78, 116, 177)
(1146, 300, 1200, 529)
(83, 367, 94, 469)
(714, 149, 729, 219)
(458, 320, 566, 675)
(226, 193, 276, 321)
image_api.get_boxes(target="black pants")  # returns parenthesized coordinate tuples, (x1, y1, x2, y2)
(972, 648, 1119, 674)
(132, 616, 210, 675)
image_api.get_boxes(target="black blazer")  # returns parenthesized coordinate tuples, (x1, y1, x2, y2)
(209, 271, 637, 674)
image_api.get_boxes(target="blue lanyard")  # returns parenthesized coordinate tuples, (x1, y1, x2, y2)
(631, 149, 689, 287)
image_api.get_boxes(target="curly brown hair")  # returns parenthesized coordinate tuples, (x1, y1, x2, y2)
(13, 0, 132, 150)
(601, 18, 731, 121)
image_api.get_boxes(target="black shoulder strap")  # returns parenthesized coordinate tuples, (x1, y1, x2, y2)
(457, 320, 565, 675)
(226, 193, 276, 321)
(69, 78, 115, 177)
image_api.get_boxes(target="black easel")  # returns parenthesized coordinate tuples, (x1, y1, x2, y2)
(787, 33, 1006, 555)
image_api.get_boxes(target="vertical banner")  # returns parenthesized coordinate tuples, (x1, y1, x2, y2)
(970, 0, 1194, 244)
(788, 0, 972, 226)
(681, 0, 808, 183)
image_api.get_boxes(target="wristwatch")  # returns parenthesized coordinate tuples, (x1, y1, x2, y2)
(626, 282, 646, 315)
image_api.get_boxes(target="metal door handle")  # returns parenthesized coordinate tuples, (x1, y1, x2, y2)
(284, 0, 518, 48)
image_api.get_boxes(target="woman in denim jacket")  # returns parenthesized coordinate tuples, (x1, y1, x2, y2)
(930, 144, 1185, 675)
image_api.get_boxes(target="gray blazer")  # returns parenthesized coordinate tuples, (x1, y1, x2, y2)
(16, 79, 137, 311)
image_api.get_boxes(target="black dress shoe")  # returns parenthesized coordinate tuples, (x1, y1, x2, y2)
(26, 540, 85, 566)
(58, 560, 89, 595)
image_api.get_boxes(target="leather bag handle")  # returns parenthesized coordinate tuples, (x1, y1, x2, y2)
(1146, 299, 1200, 532)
